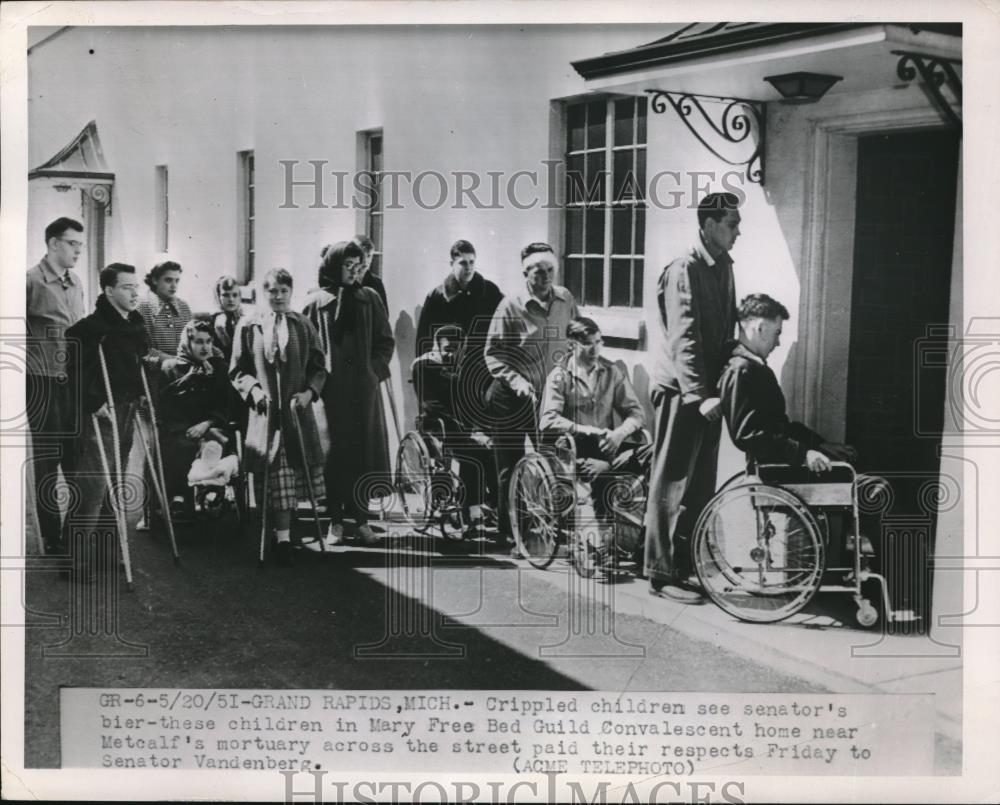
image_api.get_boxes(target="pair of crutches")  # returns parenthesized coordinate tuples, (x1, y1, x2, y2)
(257, 365, 325, 566)
(91, 341, 179, 592)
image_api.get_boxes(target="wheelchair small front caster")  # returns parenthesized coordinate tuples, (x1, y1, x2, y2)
(856, 600, 879, 628)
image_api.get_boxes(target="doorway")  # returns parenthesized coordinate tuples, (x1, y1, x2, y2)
(846, 128, 960, 620)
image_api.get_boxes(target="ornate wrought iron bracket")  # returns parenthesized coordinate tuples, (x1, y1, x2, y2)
(892, 50, 962, 131)
(86, 183, 113, 216)
(646, 90, 766, 184)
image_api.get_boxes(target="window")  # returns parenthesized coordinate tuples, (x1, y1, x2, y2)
(154, 165, 168, 252)
(364, 130, 384, 277)
(237, 150, 255, 284)
(563, 97, 647, 309)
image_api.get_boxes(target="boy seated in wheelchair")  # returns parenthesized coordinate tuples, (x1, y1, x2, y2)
(539, 317, 646, 542)
(411, 324, 497, 537)
(719, 294, 879, 556)
(719, 294, 855, 471)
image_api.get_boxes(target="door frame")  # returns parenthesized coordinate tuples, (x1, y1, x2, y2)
(794, 106, 959, 441)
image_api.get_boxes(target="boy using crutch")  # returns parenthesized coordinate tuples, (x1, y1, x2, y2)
(230, 268, 328, 567)
(63, 265, 149, 584)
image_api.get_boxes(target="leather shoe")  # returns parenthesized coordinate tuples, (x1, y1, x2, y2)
(649, 577, 705, 604)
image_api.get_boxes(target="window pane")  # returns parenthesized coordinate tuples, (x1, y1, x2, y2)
(585, 207, 604, 254)
(632, 259, 644, 307)
(612, 206, 632, 254)
(635, 149, 647, 199)
(610, 258, 631, 307)
(566, 154, 585, 204)
(584, 258, 604, 306)
(585, 151, 606, 204)
(613, 150, 634, 202)
(564, 257, 583, 301)
(637, 96, 647, 143)
(586, 101, 606, 149)
(635, 206, 646, 256)
(566, 208, 583, 254)
(568, 104, 585, 151)
(614, 98, 635, 146)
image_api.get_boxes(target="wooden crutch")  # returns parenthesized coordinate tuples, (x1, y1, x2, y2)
(137, 360, 180, 563)
(289, 398, 325, 552)
(95, 341, 134, 590)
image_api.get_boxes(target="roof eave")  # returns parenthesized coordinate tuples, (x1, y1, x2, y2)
(571, 22, 961, 80)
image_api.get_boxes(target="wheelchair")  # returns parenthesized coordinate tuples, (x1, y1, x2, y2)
(691, 462, 896, 628)
(509, 430, 650, 578)
(394, 415, 494, 540)
(186, 422, 249, 529)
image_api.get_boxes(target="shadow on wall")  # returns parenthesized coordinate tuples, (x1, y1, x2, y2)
(394, 306, 420, 432)
(779, 340, 801, 424)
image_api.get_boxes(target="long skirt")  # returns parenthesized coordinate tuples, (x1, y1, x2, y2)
(255, 442, 326, 512)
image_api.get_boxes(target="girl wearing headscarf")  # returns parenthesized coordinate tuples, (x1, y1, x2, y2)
(303, 241, 395, 544)
(231, 268, 327, 566)
(158, 317, 233, 514)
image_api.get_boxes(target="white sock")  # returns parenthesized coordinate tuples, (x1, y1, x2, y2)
(469, 504, 482, 522)
(276, 529, 291, 544)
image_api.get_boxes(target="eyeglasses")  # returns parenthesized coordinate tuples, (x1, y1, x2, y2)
(59, 238, 85, 248)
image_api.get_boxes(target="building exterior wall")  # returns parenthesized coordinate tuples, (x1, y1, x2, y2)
(28, 25, 962, 492)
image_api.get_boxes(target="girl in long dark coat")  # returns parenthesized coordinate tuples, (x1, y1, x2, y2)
(303, 241, 395, 544)
(231, 268, 328, 566)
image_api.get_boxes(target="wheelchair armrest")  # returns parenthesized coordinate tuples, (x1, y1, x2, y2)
(757, 461, 856, 485)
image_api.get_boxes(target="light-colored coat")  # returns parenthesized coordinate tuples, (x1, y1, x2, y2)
(230, 310, 327, 472)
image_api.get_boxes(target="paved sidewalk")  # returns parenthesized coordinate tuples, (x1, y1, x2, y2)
(502, 551, 962, 744)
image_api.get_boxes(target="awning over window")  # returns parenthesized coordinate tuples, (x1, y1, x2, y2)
(28, 120, 113, 182)
(571, 22, 961, 81)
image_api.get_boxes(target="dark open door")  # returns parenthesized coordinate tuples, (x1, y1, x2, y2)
(846, 128, 960, 624)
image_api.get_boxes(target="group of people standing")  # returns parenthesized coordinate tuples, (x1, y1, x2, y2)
(28, 191, 859, 596)
(26, 223, 396, 570)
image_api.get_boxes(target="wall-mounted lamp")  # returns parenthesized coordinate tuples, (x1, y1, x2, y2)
(53, 183, 72, 193)
(764, 72, 843, 103)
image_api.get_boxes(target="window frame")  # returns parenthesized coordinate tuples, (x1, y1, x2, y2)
(562, 95, 647, 313)
(154, 164, 168, 252)
(237, 149, 255, 285)
(359, 129, 384, 279)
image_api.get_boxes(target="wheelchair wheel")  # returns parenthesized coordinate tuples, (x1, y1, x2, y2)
(509, 454, 563, 569)
(607, 473, 648, 563)
(233, 473, 250, 527)
(395, 432, 434, 528)
(693, 482, 825, 623)
(569, 526, 602, 578)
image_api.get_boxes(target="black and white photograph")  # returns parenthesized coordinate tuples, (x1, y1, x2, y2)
(2, 1, 998, 801)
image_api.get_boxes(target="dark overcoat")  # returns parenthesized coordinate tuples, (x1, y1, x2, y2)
(229, 310, 327, 472)
(303, 287, 395, 490)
